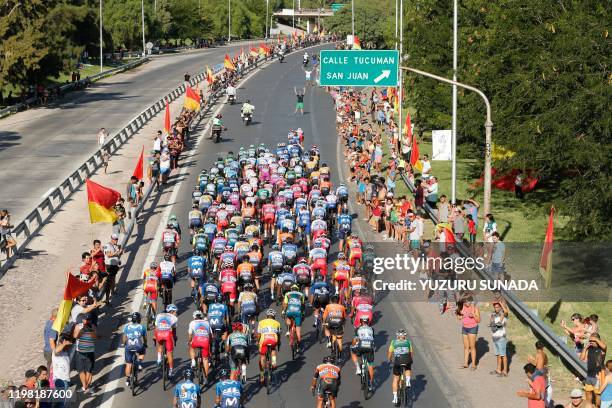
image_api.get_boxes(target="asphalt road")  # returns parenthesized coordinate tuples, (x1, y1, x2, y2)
(93, 46, 455, 408)
(0, 42, 261, 224)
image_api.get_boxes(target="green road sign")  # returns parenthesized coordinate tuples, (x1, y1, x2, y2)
(331, 3, 347, 11)
(319, 50, 399, 87)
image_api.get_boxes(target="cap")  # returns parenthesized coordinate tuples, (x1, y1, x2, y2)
(570, 389, 583, 398)
(25, 369, 37, 379)
(111, 233, 119, 240)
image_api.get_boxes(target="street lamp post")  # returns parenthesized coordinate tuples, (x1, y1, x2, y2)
(141, 0, 146, 58)
(398, 0, 403, 140)
(265, 0, 269, 39)
(351, 0, 355, 36)
(292, 0, 295, 33)
(394, 0, 398, 50)
(99, 0, 103, 73)
(451, 0, 458, 204)
(400, 66, 493, 215)
(228, 0, 231, 42)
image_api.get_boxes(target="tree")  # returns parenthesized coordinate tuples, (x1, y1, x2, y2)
(325, 0, 393, 48)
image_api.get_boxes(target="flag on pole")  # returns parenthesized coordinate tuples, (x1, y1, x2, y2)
(352, 36, 362, 50)
(206, 66, 214, 84)
(86, 179, 120, 224)
(258, 45, 266, 56)
(250, 47, 259, 57)
(132, 146, 144, 180)
(240, 47, 247, 61)
(164, 102, 171, 134)
(404, 112, 413, 142)
(52, 272, 96, 333)
(410, 135, 423, 172)
(184, 86, 201, 111)
(539, 206, 555, 288)
(224, 54, 236, 70)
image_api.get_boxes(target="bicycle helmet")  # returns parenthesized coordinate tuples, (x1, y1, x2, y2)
(396, 329, 407, 338)
(183, 368, 195, 381)
(323, 356, 334, 364)
(266, 309, 277, 318)
(169, 214, 177, 221)
(166, 304, 178, 313)
(219, 369, 229, 379)
(337, 253, 346, 260)
(298, 257, 307, 264)
(193, 310, 204, 319)
(272, 244, 280, 251)
(232, 322, 243, 332)
(149, 262, 158, 269)
(291, 284, 300, 291)
(330, 294, 340, 303)
(244, 283, 254, 290)
(216, 232, 224, 237)
(130, 312, 141, 323)
(359, 315, 369, 324)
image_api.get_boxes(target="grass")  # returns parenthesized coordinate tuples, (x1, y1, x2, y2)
(376, 113, 608, 398)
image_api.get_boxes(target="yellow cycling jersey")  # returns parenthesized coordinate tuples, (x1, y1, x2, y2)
(257, 318, 281, 343)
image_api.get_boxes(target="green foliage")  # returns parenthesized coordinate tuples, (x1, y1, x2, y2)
(325, 0, 393, 48)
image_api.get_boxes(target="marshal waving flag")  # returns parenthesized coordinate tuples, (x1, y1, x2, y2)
(224, 54, 236, 70)
(184, 86, 201, 111)
(86, 179, 120, 224)
(52, 271, 96, 333)
(352, 36, 362, 50)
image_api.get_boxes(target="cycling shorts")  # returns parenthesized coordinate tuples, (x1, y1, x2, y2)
(263, 214, 275, 224)
(312, 296, 330, 310)
(270, 265, 283, 277)
(189, 219, 202, 229)
(311, 259, 328, 276)
(230, 346, 249, 370)
(161, 277, 174, 290)
(326, 320, 345, 337)
(349, 249, 362, 266)
(351, 345, 375, 364)
(221, 282, 237, 302)
(190, 337, 210, 358)
(144, 284, 158, 300)
(316, 378, 339, 398)
(286, 311, 303, 327)
(124, 346, 145, 364)
(259, 335, 278, 355)
(393, 355, 413, 375)
(154, 330, 175, 353)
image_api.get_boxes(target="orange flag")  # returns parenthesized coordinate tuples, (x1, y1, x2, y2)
(539, 206, 555, 288)
(404, 111, 412, 142)
(184, 86, 201, 111)
(224, 54, 236, 70)
(353, 36, 362, 49)
(164, 102, 171, 134)
(52, 273, 96, 333)
(206, 66, 214, 84)
(86, 179, 120, 224)
(410, 134, 423, 172)
(132, 146, 144, 180)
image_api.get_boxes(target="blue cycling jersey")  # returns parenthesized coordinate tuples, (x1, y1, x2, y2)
(215, 379, 242, 408)
(174, 380, 200, 407)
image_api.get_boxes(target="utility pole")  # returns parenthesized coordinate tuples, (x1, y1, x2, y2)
(141, 0, 146, 58)
(351, 0, 355, 36)
(99, 0, 103, 73)
(394, 0, 398, 50)
(265, 0, 269, 39)
(451, 0, 458, 204)
(228, 0, 231, 42)
(398, 0, 403, 140)
(292, 0, 295, 33)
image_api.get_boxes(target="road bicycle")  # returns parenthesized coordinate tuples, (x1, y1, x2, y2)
(160, 341, 169, 391)
(359, 353, 371, 400)
(144, 294, 156, 331)
(263, 347, 275, 394)
(396, 364, 411, 407)
(287, 315, 300, 360)
(129, 358, 139, 396)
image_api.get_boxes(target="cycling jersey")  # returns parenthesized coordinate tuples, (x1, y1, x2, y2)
(257, 318, 281, 346)
(215, 379, 242, 408)
(189, 319, 211, 339)
(188, 255, 206, 279)
(155, 313, 177, 332)
(355, 325, 374, 350)
(389, 339, 413, 358)
(174, 380, 201, 408)
(284, 290, 305, 315)
(159, 260, 175, 280)
(208, 303, 229, 329)
(123, 323, 146, 351)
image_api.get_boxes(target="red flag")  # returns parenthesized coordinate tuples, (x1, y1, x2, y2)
(64, 272, 95, 300)
(539, 206, 554, 288)
(164, 102, 171, 134)
(410, 135, 422, 171)
(132, 146, 144, 180)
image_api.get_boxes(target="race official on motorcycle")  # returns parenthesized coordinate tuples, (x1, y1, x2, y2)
(226, 84, 237, 102)
(241, 100, 255, 116)
(210, 114, 224, 139)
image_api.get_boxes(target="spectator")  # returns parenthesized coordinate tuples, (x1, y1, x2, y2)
(70, 295, 99, 323)
(159, 148, 171, 184)
(408, 211, 424, 253)
(52, 334, 73, 408)
(0, 209, 16, 258)
(483, 213, 498, 242)
(369, 199, 383, 232)
(126, 176, 139, 220)
(490, 232, 506, 278)
(463, 198, 480, 230)
(97, 128, 108, 148)
(489, 299, 509, 377)
(102, 148, 111, 174)
(148, 151, 161, 188)
(453, 207, 466, 241)
(561, 314, 588, 355)
(414, 179, 424, 212)
(517, 363, 547, 407)
(74, 313, 97, 394)
(35, 365, 48, 388)
(515, 172, 524, 199)
(103, 234, 123, 304)
(599, 360, 612, 408)
(437, 195, 451, 223)
(112, 198, 126, 235)
(467, 214, 477, 245)
(528, 341, 552, 407)
(565, 388, 594, 408)
(42, 308, 58, 368)
(425, 177, 439, 209)
(457, 295, 480, 370)
(153, 130, 163, 154)
(580, 333, 607, 406)
(23, 370, 36, 390)
(421, 154, 432, 179)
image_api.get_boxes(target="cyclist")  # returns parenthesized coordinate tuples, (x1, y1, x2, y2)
(219, 262, 238, 307)
(388, 329, 414, 405)
(310, 356, 341, 408)
(192, 228, 209, 254)
(208, 294, 230, 342)
(282, 284, 305, 351)
(142, 262, 161, 315)
(199, 275, 220, 313)
(347, 233, 363, 270)
(309, 241, 328, 280)
(155, 304, 178, 379)
(276, 265, 296, 301)
(351, 288, 374, 329)
(332, 253, 351, 304)
(168, 214, 182, 236)
(310, 275, 332, 328)
(214, 368, 244, 408)
(172, 369, 200, 408)
(162, 222, 180, 261)
(296, 204, 312, 248)
(122, 312, 146, 388)
(349, 270, 368, 300)
(293, 257, 312, 297)
(337, 207, 353, 252)
(280, 236, 298, 266)
(336, 183, 349, 211)
(159, 254, 176, 306)
(350, 316, 375, 391)
(236, 255, 256, 291)
(188, 204, 203, 235)
(323, 295, 346, 354)
(267, 244, 284, 300)
(188, 250, 207, 298)
(261, 199, 276, 239)
(188, 310, 211, 384)
(237, 283, 258, 326)
(226, 322, 250, 381)
(256, 309, 281, 383)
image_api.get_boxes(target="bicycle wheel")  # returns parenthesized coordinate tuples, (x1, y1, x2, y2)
(265, 349, 272, 394)
(145, 304, 153, 331)
(197, 356, 204, 385)
(362, 361, 369, 400)
(397, 370, 405, 407)
(162, 352, 168, 390)
(131, 365, 138, 396)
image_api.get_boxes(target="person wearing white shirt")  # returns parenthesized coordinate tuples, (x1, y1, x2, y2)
(421, 154, 432, 179)
(425, 177, 439, 209)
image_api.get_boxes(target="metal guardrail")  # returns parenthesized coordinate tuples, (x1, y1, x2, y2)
(381, 136, 587, 377)
(0, 59, 150, 120)
(0, 38, 321, 274)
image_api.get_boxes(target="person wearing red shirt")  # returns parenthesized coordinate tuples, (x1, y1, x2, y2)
(517, 363, 546, 408)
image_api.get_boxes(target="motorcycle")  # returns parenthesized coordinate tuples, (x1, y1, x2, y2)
(302, 58, 308, 68)
(279, 54, 285, 63)
(211, 124, 223, 143)
(228, 94, 236, 105)
(241, 112, 252, 126)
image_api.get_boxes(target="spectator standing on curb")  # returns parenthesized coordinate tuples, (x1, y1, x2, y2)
(74, 313, 96, 395)
(515, 173, 524, 200)
(561, 314, 588, 355)
(69, 295, 99, 323)
(414, 180, 424, 213)
(408, 211, 424, 253)
(599, 360, 612, 408)
(126, 176, 139, 220)
(425, 177, 439, 209)
(467, 214, 477, 246)
(102, 149, 110, 174)
(421, 154, 432, 179)
(112, 198, 126, 235)
(153, 131, 163, 155)
(457, 295, 480, 370)
(483, 213, 498, 242)
(23, 370, 36, 390)
(0, 209, 16, 258)
(453, 208, 466, 241)
(103, 234, 122, 304)
(97, 128, 108, 148)
(580, 333, 607, 406)
(517, 363, 546, 407)
(52, 334, 72, 408)
(490, 232, 506, 278)
(489, 299, 509, 377)
(437, 195, 451, 223)
(42, 308, 58, 368)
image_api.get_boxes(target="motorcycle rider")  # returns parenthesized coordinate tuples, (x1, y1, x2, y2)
(210, 114, 224, 140)
(226, 83, 237, 104)
(241, 100, 255, 122)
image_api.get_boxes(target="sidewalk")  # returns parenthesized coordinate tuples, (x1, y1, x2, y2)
(0, 92, 190, 383)
(335, 99, 526, 407)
